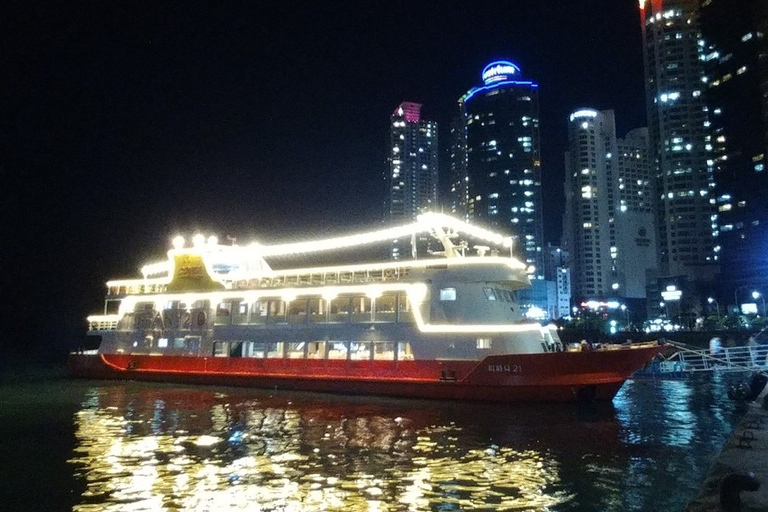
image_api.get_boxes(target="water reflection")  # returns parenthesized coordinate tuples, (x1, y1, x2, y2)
(67, 375, 747, 511)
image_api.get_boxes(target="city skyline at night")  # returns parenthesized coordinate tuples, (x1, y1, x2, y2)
(7, 0, 764, 361)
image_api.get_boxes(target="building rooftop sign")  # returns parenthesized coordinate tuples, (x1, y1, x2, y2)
(481, 61, 520, 84)
(461, 59, 536, 103)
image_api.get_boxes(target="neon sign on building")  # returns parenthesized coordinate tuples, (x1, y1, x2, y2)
(481, 61, 520, 84)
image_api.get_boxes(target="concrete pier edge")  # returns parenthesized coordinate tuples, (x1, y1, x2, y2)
(686, 380, 768, 511)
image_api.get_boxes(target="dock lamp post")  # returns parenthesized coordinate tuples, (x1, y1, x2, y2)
(752, 291, 766, 317)
(707, 297, 720, 317)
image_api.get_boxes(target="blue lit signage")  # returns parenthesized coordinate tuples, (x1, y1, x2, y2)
(460, 60, 537, 104)
(481, 61, 520, 84)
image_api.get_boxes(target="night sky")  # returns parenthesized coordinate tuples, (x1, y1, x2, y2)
(2, 0, 647, 363)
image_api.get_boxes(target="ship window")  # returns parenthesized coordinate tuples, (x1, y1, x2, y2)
(249, 300, 268, 325)
(497, 289, 513, 302)
(135, 301, 154, 312)
(244, 341, 266, 358)
(477, 338, 492, 349)
(266, 341, 284, 358)
(350, 341, 372, 360)
(105, 299, 121, 315)
(173, 337, 185, 349)
(287, 299, 309, 324)
(212, 341, 244, 357)
(483, 287, 497, 300)
(351, 296, 372, 323)
(373, 341, 395, 360)
(397, 342, 414, 360)
(158, 337, 168, 348)
(214, 302, 233, 326)
(185, 336, 200, 352)
(329, 297, 352, 322)
(307, 340, 325, 359)
(327, 341, 348, 360)
(397, 293, 414, 323)
(286, 342, 305, 359)
(307, 298, 324, 323)
(440, 288, 457, 301)
(232, 301, 248, 325)
(267, 300, 286, 324)
(213, 341, 229, 357)
(229, 341, 243, 357)
(374, 294, 397, 322)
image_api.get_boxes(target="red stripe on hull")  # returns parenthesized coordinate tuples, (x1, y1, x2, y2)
(68, 344, 664, 403)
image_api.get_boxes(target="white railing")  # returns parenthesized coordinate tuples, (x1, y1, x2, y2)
(87, 315, 121, 332)
(657, 341, 768, 374)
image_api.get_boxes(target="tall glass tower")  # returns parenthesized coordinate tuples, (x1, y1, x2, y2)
(387, 102, 438, 259)
(700, 0, 768, 301)
(640, 0, 719, 290)
(452, 61, 544, 278)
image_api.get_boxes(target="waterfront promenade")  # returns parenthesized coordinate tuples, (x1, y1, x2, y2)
(686, 382, 768, 511)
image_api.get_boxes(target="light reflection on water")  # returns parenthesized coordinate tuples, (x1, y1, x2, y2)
(52, 373, 746, 511)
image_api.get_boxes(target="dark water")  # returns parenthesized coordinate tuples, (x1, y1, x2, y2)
(0, 371, 750, 511)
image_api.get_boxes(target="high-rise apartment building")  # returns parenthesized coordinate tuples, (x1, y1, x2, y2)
(448, 115, 468, 219)
(387, 102, 438, 259)
(563, 109, 656, 303)
(544, 243, 572, 319)
(451, 61, 544, 278)
(617, 127, 657, 298)
(640, 0, 719, 292)
(700, 0, 768, 300)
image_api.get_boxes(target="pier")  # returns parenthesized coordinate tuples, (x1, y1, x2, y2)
(638, 339, 768, 510)
(686, 384, 768, 511)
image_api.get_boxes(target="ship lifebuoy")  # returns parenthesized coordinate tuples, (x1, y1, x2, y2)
(197, 311, 207, 326)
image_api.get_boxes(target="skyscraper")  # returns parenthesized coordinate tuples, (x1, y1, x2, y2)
(387, 102, 438, 259)
(452, 60, 544, 278)
(700, 0, 768, 300)
(640, 0, 719, 293)
(544, 243, 572, 319)
(563, 109, 656, 303)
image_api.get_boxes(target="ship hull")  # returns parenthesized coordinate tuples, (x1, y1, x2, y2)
(68, 344, 664, 403)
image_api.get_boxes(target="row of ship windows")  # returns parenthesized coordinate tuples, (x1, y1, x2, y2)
(211, 340, 417, 361)
(140, 336, 420, 361)
(127, 294, 415, 328)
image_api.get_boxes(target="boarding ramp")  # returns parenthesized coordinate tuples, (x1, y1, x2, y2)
(638, 341, 768, 377)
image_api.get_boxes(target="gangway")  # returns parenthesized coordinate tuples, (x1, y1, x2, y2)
(636, 341, 768, 377)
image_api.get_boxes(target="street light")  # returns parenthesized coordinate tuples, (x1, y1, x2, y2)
(752, 291, 766, 317)
(708, 297, 720, 317)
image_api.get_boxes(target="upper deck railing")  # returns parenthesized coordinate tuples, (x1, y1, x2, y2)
(106, 266, 413, 297)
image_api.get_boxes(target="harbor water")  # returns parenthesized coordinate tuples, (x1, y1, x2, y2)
(0, 370, 751, 511)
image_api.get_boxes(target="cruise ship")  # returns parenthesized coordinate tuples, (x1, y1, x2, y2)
(69, 213, 663, 402)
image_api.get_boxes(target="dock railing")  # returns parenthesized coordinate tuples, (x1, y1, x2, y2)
(643, 341, 768, 375)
